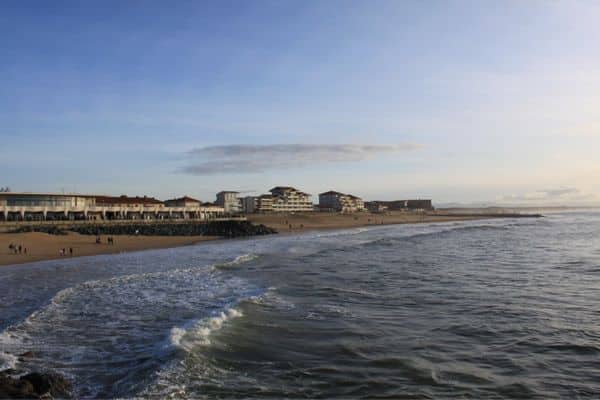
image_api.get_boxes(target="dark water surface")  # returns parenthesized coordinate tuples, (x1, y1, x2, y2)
(1, 212, 600, 398)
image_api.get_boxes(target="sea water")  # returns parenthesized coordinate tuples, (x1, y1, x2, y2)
(1, 212, 600, 398)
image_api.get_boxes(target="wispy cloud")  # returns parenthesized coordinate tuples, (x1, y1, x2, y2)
(179, 144, 420, 175)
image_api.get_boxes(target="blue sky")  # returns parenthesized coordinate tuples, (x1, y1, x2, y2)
(1, 0, 599, 205)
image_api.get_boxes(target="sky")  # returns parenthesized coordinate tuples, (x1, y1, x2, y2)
(1, 0, 599, 206)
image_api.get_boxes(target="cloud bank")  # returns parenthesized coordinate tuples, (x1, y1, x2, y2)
(180, 144, 419, 175)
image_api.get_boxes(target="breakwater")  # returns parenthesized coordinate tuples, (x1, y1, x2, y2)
(10, 220, 277, 238)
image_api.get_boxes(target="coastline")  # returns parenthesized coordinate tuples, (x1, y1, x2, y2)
(0, 212, 531, 267)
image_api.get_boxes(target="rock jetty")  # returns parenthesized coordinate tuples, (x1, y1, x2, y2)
(13, 220, 277, 238)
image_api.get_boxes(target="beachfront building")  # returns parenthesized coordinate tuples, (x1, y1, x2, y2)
(241, 196, 255, 214)
(216, 191, 242, 214)
(0, 193, 95, 221)
(241, 195, 274, 214)
(365, 201, 389, 213)
(93, 195, 165, 220)
(269, 186, 313, 213)
(164, 196, 201, 208)
(163, 196, 224, 220)
(0, 192, 225, 222)
(366, 199, 433, 212)
(319, 191, 365, 213)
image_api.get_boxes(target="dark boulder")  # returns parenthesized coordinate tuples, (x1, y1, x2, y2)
(0, 371, 72, 399)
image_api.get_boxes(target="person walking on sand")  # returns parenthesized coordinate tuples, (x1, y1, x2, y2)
(69, 247, 73, 256)
(18, 245, 22, 254)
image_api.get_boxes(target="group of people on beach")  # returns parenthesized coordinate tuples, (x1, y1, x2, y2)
(8, 243, 27, 255)
(59, 248, 73, 257)
(95, 236, 116, 245)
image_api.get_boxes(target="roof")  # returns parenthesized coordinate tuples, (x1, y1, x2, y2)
(0, 192, 90, 198)
(201, 202, 222, 207)
(216, 191, 239, 195)
(165, 196, 201, 203)
(94, 195, 164, 205)
(319, 190, 344, 196)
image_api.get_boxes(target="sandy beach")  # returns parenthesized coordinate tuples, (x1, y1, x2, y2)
(0, 232, 218, 266)
(0, 212, 491, 267)
(247, 211, 484, 232)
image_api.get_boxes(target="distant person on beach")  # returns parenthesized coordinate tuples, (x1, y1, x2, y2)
(18, 245, 22, 254)
(69, 247, 73, 256)
(96, 236, 101, 244)
(23, 247, 27, 255)
(59, 248, 64, 256)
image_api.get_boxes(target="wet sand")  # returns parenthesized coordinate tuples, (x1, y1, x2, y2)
(0, 212, 492, 267)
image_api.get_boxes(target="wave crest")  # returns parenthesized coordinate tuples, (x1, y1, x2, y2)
(169, 308, 244, 351)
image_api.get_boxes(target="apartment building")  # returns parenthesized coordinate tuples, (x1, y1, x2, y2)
(319, 191, 365, 213)
(216, 191, 242, 214)
(242, 194, 274, 213)
(269, 186, 313, 212)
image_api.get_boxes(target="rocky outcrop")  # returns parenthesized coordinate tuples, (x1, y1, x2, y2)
(12, 220, 277, 238)
(0, 371, 72, 399)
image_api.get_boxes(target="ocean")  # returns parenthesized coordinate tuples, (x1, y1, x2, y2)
(1, 212, 600, 398)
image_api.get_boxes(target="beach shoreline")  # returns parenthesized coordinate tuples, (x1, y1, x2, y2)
(0, 212, 534, 267)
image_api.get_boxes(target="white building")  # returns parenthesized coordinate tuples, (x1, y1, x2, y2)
(216, 191, 242, 214)
(0, 193, 225, 221)
(242, 195, 274, 213)
(319, 191, 365, 213)
(269, 186, 313, 212)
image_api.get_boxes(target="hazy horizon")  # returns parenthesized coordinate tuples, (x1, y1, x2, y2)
(2, 1, 599, 206)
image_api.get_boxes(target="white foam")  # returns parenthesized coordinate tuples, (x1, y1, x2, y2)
(0, 351, 17, 371)
(169, 308, 243, 351)
(213, 254, 259, 270)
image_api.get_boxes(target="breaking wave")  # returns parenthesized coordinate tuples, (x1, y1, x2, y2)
(169, 308, 244, 351)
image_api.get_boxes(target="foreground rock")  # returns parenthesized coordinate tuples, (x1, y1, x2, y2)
(12, 220, 278, 238)
(0, 371, 72, 399)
